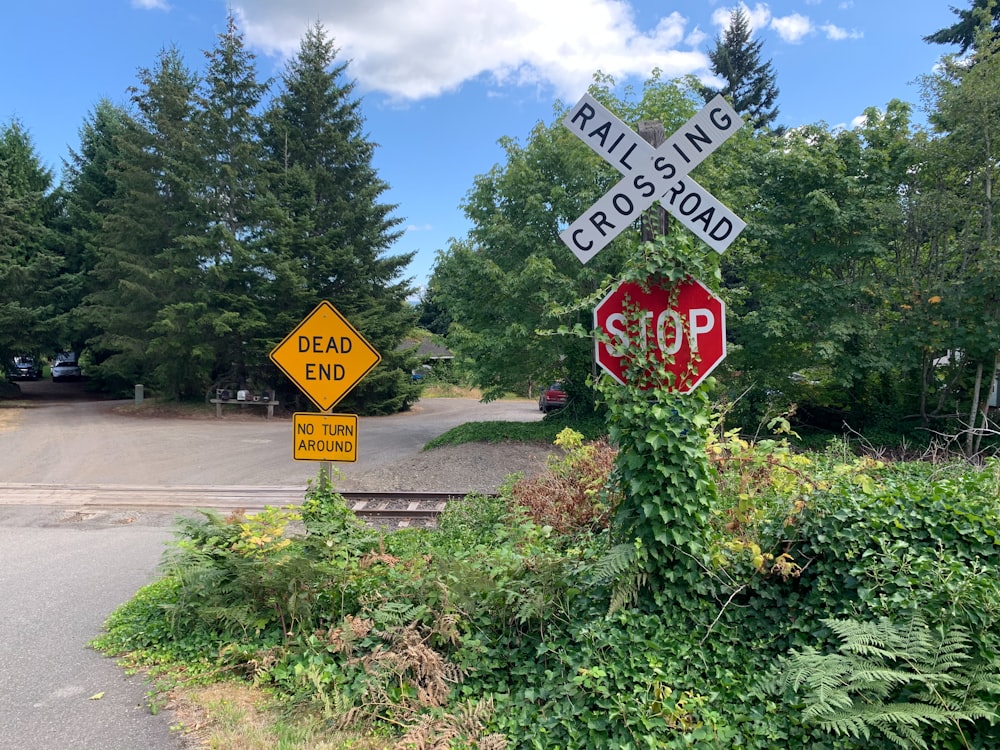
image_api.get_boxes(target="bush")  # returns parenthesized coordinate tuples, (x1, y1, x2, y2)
(94, 433, 1000, 749)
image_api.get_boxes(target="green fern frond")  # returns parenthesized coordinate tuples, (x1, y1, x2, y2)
(589, 542, 649, 614)
(780, 614, 1000, 749)
(591, 543, 638, 585)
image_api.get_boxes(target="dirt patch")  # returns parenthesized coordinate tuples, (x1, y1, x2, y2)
(0, 402, 32, 433)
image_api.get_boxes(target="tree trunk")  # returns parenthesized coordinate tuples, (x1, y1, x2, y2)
(966, 361, 984, 458)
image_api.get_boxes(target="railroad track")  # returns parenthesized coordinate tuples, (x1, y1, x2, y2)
(0, 483, 474, 527)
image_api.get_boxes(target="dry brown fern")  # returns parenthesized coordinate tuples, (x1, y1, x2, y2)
(391, 698, 505, 750)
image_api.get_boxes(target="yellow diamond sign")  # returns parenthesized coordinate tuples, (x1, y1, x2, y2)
(270, 301, 381, 411)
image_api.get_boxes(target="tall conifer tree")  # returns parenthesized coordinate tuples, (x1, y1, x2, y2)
(259, 23, 418, 414)
(193, 13, 271, 391)
(82, 47, 206, 396)
(702, 7, 780, 131)
(0, 120, 59, 362)
(56, 99, 129, 358)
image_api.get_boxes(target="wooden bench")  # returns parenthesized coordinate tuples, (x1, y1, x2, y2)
(211, 390, 276, 419)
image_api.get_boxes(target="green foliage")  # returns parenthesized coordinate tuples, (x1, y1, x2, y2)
(423, 415, 605, 449)
(0, 119, 60, 364)
(430, 75, 707, 405)
(779, 615, 1000, 749)
(701, 5, 780, 130)
(94, 432, 1000, 749)
(43, 17, 417, 412)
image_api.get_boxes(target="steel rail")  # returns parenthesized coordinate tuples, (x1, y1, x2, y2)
(0, 483, 479, 520)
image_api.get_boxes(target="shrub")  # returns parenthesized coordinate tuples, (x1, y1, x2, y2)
(509, 428, 619, 533)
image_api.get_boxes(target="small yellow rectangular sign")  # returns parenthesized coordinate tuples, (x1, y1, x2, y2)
(292, 413, 358, 462)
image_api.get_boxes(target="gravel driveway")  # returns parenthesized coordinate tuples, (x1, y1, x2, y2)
(0, 381, 554, 499)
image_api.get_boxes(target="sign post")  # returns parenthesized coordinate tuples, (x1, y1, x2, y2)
(270, 301, 380, 480)
(559, 93, 743, 393)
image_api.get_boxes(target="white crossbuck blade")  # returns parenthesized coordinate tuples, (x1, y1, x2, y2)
(560, 93, 746, 263)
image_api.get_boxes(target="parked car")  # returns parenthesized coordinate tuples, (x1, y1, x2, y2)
(8, 356, 42, 381)
(538, 382, 569, 412)
(51, 354, 82, 382)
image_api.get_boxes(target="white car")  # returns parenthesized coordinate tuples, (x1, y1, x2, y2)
(51, 355, 82, 382)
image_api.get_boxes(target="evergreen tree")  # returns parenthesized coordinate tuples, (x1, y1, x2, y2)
(54, 99, 129, 356)
(702, 6, 780, 131)
(81, 47, 206, 397)
(259, 23, 418, 414)
(192, 13, 271, 393)
(0, 120, 59, 362)
(924, 0, 1000, 55)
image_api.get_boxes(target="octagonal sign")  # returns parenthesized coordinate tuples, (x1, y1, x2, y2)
(270, 301, 381, 411)
(594, 277, 726, 393)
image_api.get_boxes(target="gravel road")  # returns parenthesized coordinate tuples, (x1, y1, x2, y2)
(0, 381, 555, 502)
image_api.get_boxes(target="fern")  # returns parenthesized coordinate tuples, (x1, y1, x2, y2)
(780, 615, 1000, 749)
(590, 541, 649, 613)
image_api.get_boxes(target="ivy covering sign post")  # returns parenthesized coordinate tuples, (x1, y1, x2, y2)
(558, 91, 744, 596)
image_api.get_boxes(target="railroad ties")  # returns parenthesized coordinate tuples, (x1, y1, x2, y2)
(0, 484, 479, 529)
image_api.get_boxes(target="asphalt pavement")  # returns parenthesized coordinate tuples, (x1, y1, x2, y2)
(0, 511, 184, 750)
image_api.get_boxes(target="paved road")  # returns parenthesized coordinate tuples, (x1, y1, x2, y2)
(0, 385, 541, 749)
(0, 514, 184, 750)
(0, 382, 539, 488)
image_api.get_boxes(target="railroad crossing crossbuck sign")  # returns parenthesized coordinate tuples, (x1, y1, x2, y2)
(561, 93, 746, 263)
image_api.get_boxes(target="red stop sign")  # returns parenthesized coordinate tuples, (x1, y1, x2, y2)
(594, 277, 726, 393)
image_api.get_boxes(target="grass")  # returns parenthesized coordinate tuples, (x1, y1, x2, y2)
(166, 682, 393, 749)
(425, 412, 606, 449)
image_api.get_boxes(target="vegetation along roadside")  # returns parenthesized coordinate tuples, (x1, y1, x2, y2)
(93, 383, 1000, 749)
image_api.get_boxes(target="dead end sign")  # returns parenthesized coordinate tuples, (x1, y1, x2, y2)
(269, 300, 381, 412)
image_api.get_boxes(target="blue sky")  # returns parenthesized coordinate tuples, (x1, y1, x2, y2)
(2, 1, 962, 292)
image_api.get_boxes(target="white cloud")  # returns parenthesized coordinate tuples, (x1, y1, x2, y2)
(232, 0, 711, 102)
(821, 24, 862, 41)
(711, 4, 859, 45)
(711, 3, 773, 35)
(406, 224, 435, 233)
(132, 0, 170, 9)
(770, 13, 813, 43)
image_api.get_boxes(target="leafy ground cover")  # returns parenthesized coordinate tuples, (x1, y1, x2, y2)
(93, 405, 1000, 749)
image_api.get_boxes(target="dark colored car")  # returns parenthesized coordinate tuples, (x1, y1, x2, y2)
(51, 354, 82, 382)
(538, 382, 569, 413)
(8, 356, 42, 381)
